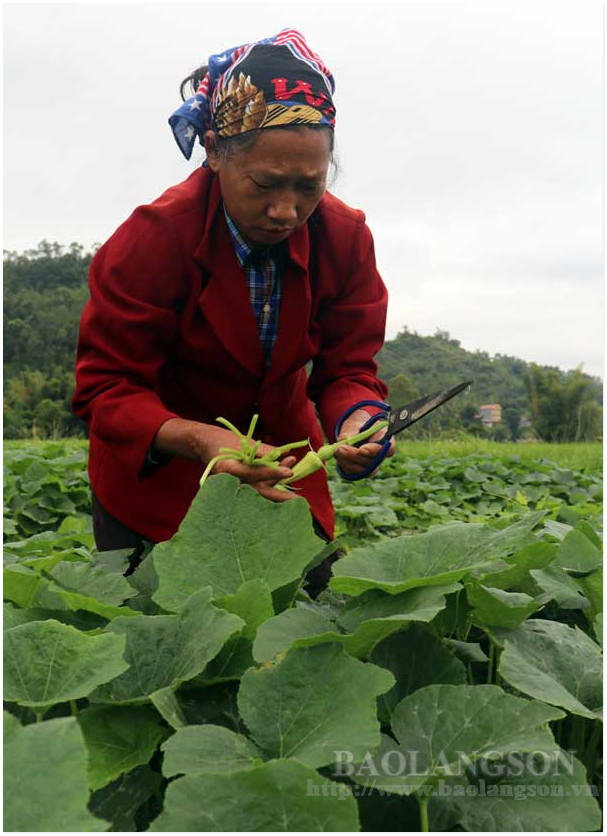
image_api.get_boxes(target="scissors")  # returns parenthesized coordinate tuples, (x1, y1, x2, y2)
(334, 379, 473, 481)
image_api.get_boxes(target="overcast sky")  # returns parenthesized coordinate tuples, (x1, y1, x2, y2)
(4, 1, 604, 377)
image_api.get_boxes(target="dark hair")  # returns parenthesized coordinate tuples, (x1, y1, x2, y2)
(179, 65, 208, 101)
(179, 65, 338, 182)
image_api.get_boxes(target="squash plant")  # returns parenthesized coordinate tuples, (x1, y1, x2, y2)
(3, 470, 602, 831)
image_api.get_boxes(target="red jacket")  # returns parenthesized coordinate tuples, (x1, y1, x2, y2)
(72, 167, 388, 542)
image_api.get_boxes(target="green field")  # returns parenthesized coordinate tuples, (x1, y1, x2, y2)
(3, 439, 603, 832)
(5, 437, 602, 467)
(397, 439, 603, 471)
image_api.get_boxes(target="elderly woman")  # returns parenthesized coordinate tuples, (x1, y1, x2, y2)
(72, 29, 393, 586)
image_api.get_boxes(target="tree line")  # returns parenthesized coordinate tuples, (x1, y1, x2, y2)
(3, 242, 602, 442)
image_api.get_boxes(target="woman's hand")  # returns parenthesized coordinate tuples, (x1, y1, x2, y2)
(153, 418, 296, 502)
(333, 409, 395, 477)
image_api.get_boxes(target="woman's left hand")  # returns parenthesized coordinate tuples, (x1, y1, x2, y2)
(334, 409, 395, 477)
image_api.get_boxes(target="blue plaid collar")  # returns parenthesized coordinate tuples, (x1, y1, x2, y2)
(223, 206, 252, 267)
(223, 205, 287, 266)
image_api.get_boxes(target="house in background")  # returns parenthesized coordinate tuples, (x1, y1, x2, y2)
(477, 404, 502, 426)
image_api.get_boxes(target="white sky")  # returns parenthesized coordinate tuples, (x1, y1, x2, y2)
(3, 0, 604, 377)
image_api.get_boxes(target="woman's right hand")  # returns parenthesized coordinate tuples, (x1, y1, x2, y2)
(153, 418, 297, 502)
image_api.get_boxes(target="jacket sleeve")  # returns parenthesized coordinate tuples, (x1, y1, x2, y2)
(72, 207, 184, 476)
(307, 215, 389, 440)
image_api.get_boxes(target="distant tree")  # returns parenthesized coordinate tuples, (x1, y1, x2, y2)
(387, 373, 420, 406)
(525, 365, 602, 442)
(33, 398, 64, 438)
(574, 400, 603, 442)
(502, 405, 522, 441)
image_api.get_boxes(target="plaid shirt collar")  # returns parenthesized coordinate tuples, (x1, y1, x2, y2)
(223, 205, 287, 265)
(223, 205, 253, 267)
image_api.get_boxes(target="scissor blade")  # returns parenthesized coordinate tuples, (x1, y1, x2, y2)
(386, 380, 473, 437)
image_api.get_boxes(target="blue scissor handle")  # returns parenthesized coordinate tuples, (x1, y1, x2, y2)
(334, 399, 392, 481)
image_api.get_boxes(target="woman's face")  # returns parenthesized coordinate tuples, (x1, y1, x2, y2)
(205, 128, 331, 247)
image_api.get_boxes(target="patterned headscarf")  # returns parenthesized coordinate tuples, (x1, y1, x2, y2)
(169, 28, 336, 160)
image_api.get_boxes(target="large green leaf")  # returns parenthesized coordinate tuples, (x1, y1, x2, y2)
(150, 686, 187, 729)
(330, 514, 544, 596)
(34, 576, 141, 621)
(370, 625, 467, 722)
(200, 635, 255, 683)
(150, 759, 359, 831)
(575, 567, 602, 620)
(593, 613, 603, 646)
(443, 638, 489, 663)
(336, 583, 461, 631)
(91, 587, 244, 704)
(3, 564, 41, 607)
(498, 620, 602, 719)
(238, 643, 394, 768)
(33, 559, 140, 620)
(217, 578, 274, 640)
(478, 542, 557, 590)
(429, 753, 601, 832)
(152, 475, 325, 610)
(529, 564, 590, 610)
(252, 609, 414, 662)
(49, 560, 136, 604)
(252, 607, 339, 662)
(466, 579, 545, 629)
(4, 601, 54, 630)
(161, 724, 263, 776)
(554, 528, 602, 573)
(78, 704, 167, 790)
(4, 619, 129, 707)
(3, 600, 106, 633)
(351, 684, 563, 795)
(4, 713, 106, 831)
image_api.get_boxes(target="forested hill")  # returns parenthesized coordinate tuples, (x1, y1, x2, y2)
(375, 328, 601, 441)
(379, 328, 531, 409)
(3, 242, 603, 441)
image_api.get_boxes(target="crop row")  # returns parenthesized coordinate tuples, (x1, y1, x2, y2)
(3, 467, 603, 831)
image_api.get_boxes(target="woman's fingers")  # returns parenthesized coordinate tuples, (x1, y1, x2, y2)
(214, 458, 293, 484)
(255, 482, 297, 502)
(334, 437, 396, 475)
(213, 460, 296, 502)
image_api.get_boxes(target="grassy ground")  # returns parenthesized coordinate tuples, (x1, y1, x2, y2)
(396, 439, 603, 472)
(4, 438, 89, 450)
(4, 437, 602, 472)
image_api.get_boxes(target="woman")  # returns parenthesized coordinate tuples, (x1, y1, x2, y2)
(72, 29, 393, 583)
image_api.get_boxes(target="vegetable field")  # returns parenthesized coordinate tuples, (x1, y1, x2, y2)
(3, 441, 603, 831)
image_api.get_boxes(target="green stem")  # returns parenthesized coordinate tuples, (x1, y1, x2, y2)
(215, 416, 245, 438)
(494, 647, 503, 688)
(199, 453, 240, 488)
(451, 588, 460, 639)
(35, 710, 45, 723)
(244, 438, 262, 463)
(486, 641, 495, 684)
(245, 414, 259, 442)
(70, 699, 78, 717)
(266, 438, 311, 459)
(418, 794, 430, 832)
(569, 715, 586, 760)
(318, 420, 389, 460)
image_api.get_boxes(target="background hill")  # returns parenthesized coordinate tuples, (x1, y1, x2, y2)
(3, 242, 603, 441)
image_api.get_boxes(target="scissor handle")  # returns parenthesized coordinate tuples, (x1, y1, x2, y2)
(334, 399, 392, 482)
